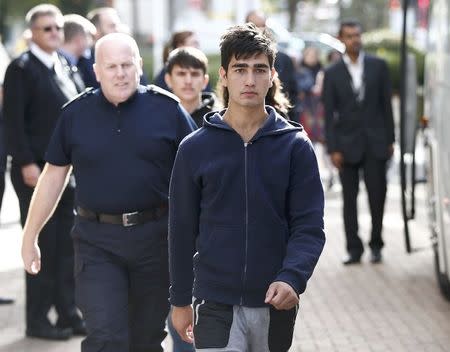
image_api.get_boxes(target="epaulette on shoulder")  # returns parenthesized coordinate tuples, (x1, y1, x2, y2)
(16, 52, 30, 68)
(146, 84, 180, 103)
(62, 87, 95, 110)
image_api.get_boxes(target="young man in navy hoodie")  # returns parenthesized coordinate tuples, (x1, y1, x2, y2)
(169, 23, 325, 352)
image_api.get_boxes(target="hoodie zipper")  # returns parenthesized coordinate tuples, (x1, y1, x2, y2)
(241, 141, 250, 305)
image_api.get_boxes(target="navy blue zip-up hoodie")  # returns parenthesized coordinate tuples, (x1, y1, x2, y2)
(169, 106, 325, 307)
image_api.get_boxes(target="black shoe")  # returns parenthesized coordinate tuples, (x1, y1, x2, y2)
(342, 254, 361, 265)
(57, 315, 87, 336)
(26, 324, 73, 340)
(0, 297, 14, 305)
(370, 249, 382, 264)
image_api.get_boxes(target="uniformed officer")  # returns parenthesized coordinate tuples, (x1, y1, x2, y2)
(21, 32, 196, 352)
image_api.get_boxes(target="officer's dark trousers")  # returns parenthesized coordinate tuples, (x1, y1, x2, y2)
(0, 170, 4, 212)
(72, 214, 170, 352)
(339, 155, 387, 256)
(10, 163, 77, 328)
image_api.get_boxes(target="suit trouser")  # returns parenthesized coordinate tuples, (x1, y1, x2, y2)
(0, 171, 4, 213)
(72, 215, 170, 352)
(339, 155, 387, 255)
(0, 149, 6, 212)
(10, 163, 77, 328)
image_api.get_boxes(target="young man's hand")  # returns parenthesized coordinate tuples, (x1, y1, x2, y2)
(330, 152, 344, 171)
(171, 305, 194, 344)
(265, 281, 299, 310)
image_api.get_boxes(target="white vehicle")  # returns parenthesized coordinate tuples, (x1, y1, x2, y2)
(421, 0, 450, 300)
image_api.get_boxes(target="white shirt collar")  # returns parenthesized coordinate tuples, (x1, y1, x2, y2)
(343, 52, 364, 91)
(30, 42, 58, 69)
(343, 51, 364, 67)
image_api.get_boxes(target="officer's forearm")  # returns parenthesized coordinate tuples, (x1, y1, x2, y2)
(22, 163, 72, 242)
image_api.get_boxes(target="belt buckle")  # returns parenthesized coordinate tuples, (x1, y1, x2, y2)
(122, 211, 139, 227)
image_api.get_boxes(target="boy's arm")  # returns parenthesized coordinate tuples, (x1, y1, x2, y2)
(169, 145, 201, 306)
(275, 138, 326, 295)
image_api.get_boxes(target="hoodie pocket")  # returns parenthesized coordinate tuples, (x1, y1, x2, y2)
(193, 299, 233, 349)
(245, 222, 287, 290)
(195, 225, 244, 286)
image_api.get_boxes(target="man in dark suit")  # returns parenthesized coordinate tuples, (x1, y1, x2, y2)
(322, 19, 395, 265)
(0, 81, 14, 306)
(3, 4, 85, 339)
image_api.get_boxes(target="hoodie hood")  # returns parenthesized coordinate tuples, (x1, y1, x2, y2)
(199, 92, 216, 112)
(191, 92, 217, 128)
(203, 105, 303, 141)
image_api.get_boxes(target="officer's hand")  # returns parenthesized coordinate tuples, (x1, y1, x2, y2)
(265, 281, 299, 310)
(21, 163, 41, 187)
(171, 305, 194, 344)
(22, 237, 41, 275)
(330, 152, 344, 171)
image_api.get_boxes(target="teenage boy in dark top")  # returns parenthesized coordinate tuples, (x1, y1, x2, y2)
(169, 23, 325, 351)
(164, 47, 216, 128)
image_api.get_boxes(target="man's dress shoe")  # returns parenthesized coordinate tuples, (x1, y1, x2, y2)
(0, 297, 14, 305)
(370, 249, 382, 263)
(342, 254, 361, 265)
(26, 324, 72, 340)
(57, 316, 87, 336)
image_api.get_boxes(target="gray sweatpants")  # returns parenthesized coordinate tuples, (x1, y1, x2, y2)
(193, 299, 297, 352)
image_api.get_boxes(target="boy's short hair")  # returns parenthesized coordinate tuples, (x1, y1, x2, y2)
(166, 47, 208, 75)
(219, 23, 276, 72)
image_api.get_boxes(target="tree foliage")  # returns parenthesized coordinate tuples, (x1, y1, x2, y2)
(0, 0, 95, 41)
(0, 0, 93, 16)
(339, 0, 389, 32)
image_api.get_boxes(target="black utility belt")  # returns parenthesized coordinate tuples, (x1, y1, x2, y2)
(76, 204, 167, 227)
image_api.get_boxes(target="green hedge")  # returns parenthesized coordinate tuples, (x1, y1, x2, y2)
(362, 29, 425, 93)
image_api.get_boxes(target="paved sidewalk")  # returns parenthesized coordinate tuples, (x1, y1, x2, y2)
(292, 181, 450, 351)
(1, 168, 450, 351)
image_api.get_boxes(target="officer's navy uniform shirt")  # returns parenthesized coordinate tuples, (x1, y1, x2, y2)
(45, 85, 196, 214)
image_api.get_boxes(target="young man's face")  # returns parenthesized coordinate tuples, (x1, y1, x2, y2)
(339, 25, 362, 56)
(165, 65, 208, 103)
(220, 53, 275, 109)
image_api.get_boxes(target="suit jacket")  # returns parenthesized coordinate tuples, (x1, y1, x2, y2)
(58, 52, 86, 92)
(322, 54, 395, 163)
(3, 51, 78, 166)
